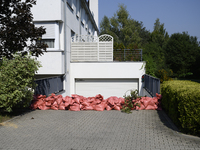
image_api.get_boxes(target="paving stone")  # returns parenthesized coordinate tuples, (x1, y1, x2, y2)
(0, 110, 200, 150)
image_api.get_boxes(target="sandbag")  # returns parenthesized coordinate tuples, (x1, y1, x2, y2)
(56, 97, 63, 105)
(106, 104, 112, 111)
(82, 105, 94, 110)
(45, 101, 52, 107)
(156, 93, 162, 100)
(51, 105, 59, 110)
(87, 97, 95, 103)
(113, 105, 121, 111)
(63, 96, 72, 107)
(81, 101, 91, 107)
(145, 104, 158, 110)
(70, 104, 80, 111)
(107, 97, 115, 106)
(58, 102, 66, 110)
(95, 103, 105, 111)
(136, 103, 145, 110)
(95, 94, 104, 101)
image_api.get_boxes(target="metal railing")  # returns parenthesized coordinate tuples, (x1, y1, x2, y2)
(34, 76, 64, 96)
(143, 74, 160, 97)
(114, 49, 142, 61)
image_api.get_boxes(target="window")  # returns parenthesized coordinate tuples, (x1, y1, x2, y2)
(34, 22, 59, 50)
(76, 0, 80, 17)
(41, 39, 55, 48)
(67, 0, 73, 10)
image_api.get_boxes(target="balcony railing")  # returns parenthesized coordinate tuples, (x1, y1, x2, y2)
(143, 74, 160, 97)
(34, 76, 64, 96)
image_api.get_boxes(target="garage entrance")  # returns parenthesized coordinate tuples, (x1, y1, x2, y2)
(75, 79, 139, 99)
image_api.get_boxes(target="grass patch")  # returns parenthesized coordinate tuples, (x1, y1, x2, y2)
(0, 108, 31, 123)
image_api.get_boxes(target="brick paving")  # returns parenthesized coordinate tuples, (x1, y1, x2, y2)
(0, 110, 200, 150)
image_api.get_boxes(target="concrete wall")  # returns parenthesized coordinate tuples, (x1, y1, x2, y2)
(32, 0, 63, 21)
(70, 62, 146, 96)
(36, 51, 64, 75)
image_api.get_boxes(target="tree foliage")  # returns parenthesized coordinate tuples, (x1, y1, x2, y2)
(0, 0, 47, 59)
(0, 54, 41, 112)
(165, 32, 200, 78)
(100, 4, 149, 49)
(143, 18, 169, 77)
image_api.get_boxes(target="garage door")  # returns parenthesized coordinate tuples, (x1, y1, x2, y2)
(75, 79, 138, 99)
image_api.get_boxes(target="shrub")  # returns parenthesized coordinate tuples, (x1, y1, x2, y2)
(0, 54, 41, 112)
(161, 80, 200, 135)
(156, 69, 173, 83)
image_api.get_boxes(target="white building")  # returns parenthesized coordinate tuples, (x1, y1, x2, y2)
(32, 0, 147, 98)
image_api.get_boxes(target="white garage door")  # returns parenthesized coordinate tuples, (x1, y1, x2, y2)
(75, 79, 138, 99)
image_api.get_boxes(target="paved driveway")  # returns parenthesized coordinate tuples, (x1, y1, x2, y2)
(0, 110, 200, 150)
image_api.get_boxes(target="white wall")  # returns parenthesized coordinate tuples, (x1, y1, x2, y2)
(89, 0, 98, 28)
(36, 51, 64, 75)
(32, 0, 63, 21)
(70, 62, 146, 96)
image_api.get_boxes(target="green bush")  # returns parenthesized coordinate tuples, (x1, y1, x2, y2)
(161, 80, 200, 135)
(0, 54, 41, 112)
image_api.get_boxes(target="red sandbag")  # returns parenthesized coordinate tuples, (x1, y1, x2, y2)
(70, 103, 80, 111)
(145, 104, 158, 110)
(156, 93, 162, 100)
(63, 96, 72, 107)
(95, 103, 105, 111)
(58, 102, 65, 110)
(136, 103, 145, 110)
(95, 94, 104, 101)
(92, 99, 101, 105)
(71, 94, 84, 104)
(88, 97, 95, 103)
(142, 97, 152, 107)
(56, 97, 63, 105)
(45, 101, 52, 107)
(51, 105, 59, 110)
(81, 101, 90, 107)
(107, 97, 115, 106)
(113, 105, 121, 111)
(38, 103, 50, 110)
(37, 95, 46, 99)
(36, 99, 44, 106)
(30, 100, 38, 109)
(82, 105, 94, 110)
(106, 104, 112, 111)
(119, 97, 125, 104)
(152, 97, 158, 105)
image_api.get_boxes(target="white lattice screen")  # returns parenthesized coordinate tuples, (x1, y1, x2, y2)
(71, 34, 113, 62)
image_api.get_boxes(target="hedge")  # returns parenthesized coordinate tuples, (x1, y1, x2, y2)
(161, 80, 200, 135)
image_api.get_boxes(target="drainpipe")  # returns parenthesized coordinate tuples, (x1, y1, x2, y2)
(64, 0, 67, 88)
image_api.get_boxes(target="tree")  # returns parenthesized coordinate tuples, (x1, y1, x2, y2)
(99, 4, 149, 49)
(0, 0, 47, 59)
(143, 18, 169, 76)
(165, 32, 200, 78)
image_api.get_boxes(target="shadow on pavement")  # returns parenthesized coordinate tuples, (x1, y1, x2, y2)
(157, 110, 179, 132)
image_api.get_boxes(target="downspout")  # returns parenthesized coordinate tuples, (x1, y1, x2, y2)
(64, 0, 67, 87)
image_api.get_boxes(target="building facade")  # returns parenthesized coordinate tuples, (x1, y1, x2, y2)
(32, 0, 99, 96)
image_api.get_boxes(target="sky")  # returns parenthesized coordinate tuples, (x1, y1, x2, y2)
(99, 0, 200, 41)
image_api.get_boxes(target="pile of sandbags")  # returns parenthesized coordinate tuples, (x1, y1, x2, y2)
(30, 94, 125, 111)
(30, 93, 162, 111)
(133, 93, 162, 110)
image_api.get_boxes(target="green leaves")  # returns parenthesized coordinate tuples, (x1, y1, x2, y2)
(161, 80, 200, 135)
(99, 4, 149, 49)
(0, 54, 41, 112)
(0, 0, 47, 59)
(165, 32, 200, 78)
